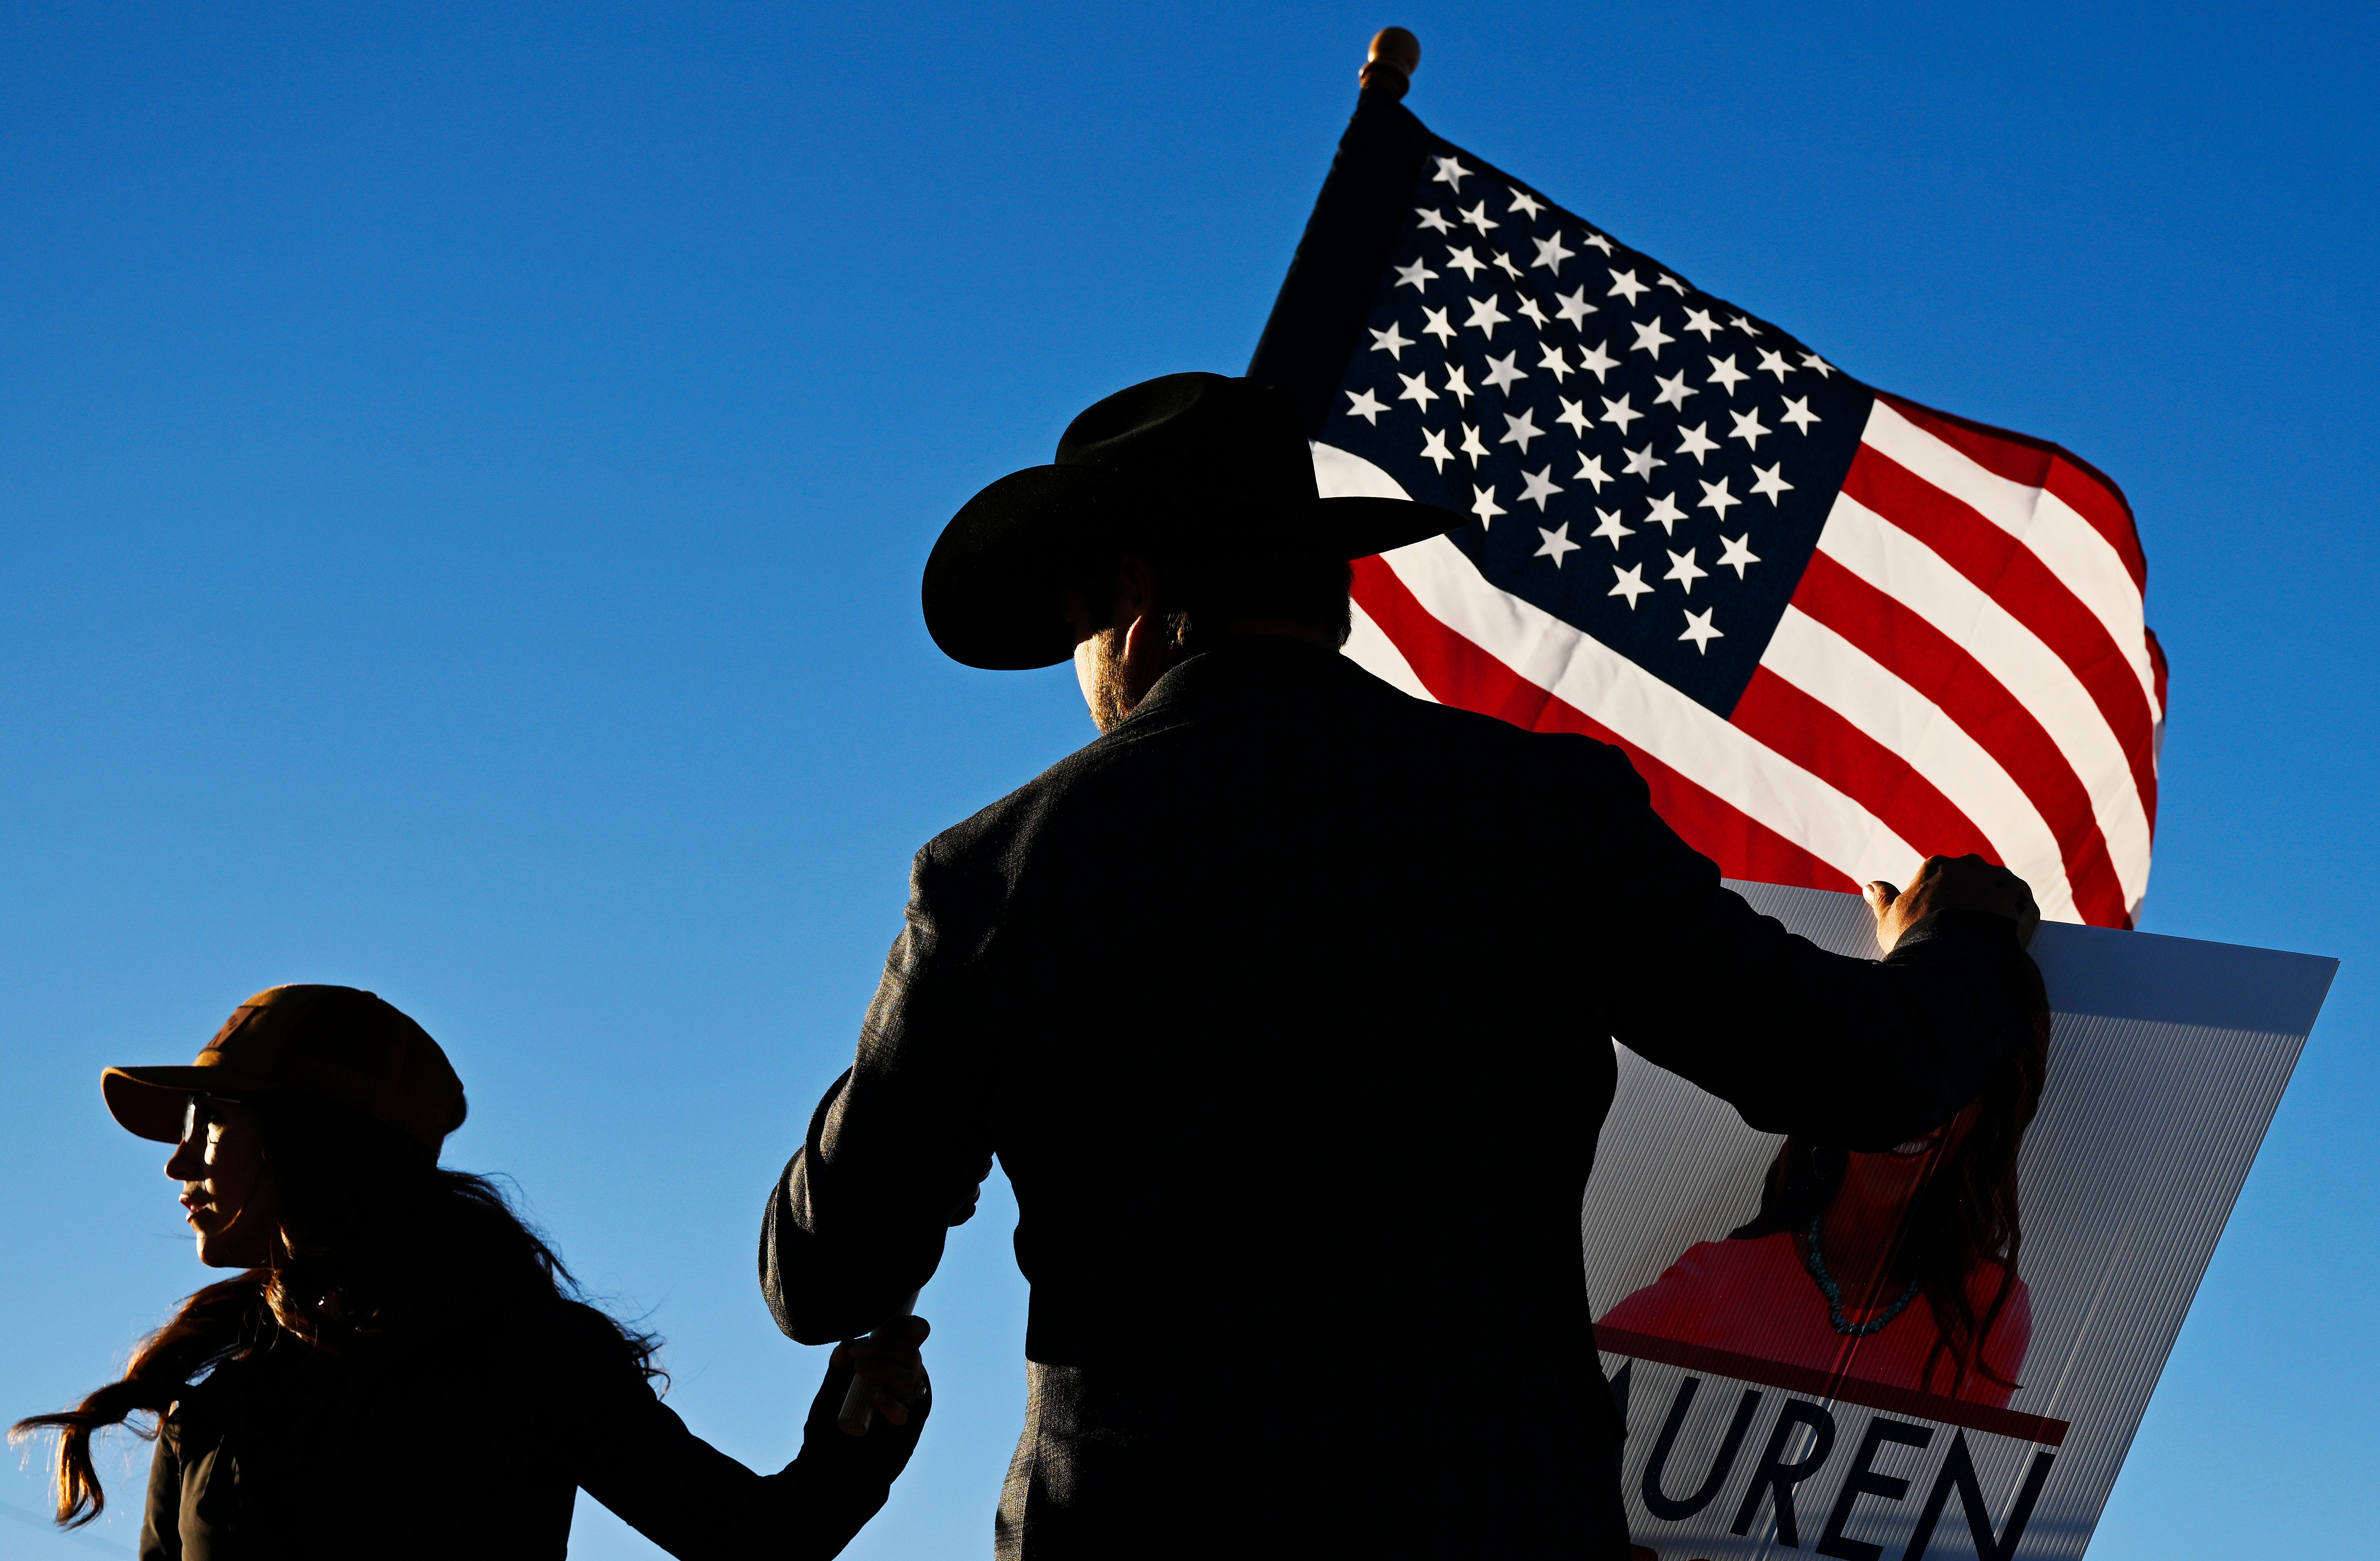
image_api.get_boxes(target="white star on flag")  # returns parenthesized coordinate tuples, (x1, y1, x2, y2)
(1607, 268, 1648, 304)
(1555, 286, 1597, 327)
(1413, 206, 1453, 233)
(1537, 343, 1573, 382)
(1446, 246, 1486, 281)
(1535, 522, 1581, 566)
(1665, 547, 1708, 594)
(1432, 156, 1470, 190)
(1630, 316, 1676, 359)
(1750, 461, 1794, 504)
(1464, 295, 1510, 337)
(1531, 233, 1574, 274)
(1698, 477, 1741, 517)
(1470, 484, 1505, 527)
(1577, 341, 1619, 382)
(1609, 562, 1652, 607)
(1679, 607, 1723, 652)
(1418, 428, 1453, 473)
(1460, 201, 1498, 233)
(1518, 465, 1563, 510)
(1369, 322, 1412, 360)
(1421, 307, 1456, 345)
(1779, 395, 1821, 433)
(1716, 533, 1760, 578)
(1573, 452, 1612, 491)
(1344, 388, 1387, 424)
(1682, 308, 1721, 340)
(1727, 408, 1770, 449)
(1591, 506, 1634, 548)
(1600, 394, 1642, 432)
(1556, 397, 1591, 436)
(1396, 371, 1438, 410)
(1460, 423, 1489, 465)
(1444, 366, 1473, 405)
(1707, 354, 1750, 395)
(1643, 493, 1687, 533)
(1481, 352, 1528, 392)
(1623, 443, 1666, 480)
(1508, 188, 1546, 220)
(1653, 371, 1697, 409)
(1394, 258, 1436, 292)
(1676, 423, 1719, 464)
(1500, 409, 1545, 453)
(1757, 348, 1795, 381)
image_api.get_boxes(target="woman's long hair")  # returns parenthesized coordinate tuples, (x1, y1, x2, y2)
(12, 1094, 660, 1528)
(1730, 957, 2053, 1397)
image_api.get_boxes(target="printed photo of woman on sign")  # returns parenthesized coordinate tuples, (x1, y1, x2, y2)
(1601, 978, 2050, 1410)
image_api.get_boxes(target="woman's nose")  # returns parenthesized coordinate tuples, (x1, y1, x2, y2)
(165, 1139, 205, 1179)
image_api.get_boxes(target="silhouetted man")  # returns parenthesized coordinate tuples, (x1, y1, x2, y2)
(759, 372, 2039, 1559)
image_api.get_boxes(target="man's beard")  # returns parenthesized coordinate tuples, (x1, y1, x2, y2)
(1082, 626, 1133, 733)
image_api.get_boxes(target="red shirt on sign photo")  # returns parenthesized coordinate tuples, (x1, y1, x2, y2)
(1599, 1233, 2033, 1409)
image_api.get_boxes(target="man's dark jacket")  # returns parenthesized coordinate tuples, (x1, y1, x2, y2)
(761, 636, 2032, 1559)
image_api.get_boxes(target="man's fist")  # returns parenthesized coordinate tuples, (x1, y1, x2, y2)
(1865, 854, 2041, 954)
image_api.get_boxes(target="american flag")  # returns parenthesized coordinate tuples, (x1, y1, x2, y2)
(1253, 101, 2163, 928)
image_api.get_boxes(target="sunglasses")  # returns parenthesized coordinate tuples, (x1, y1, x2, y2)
(181, 1091, 245, 1146)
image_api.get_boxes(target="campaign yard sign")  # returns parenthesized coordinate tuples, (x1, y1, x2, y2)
(1578, 882, 2333, 1561)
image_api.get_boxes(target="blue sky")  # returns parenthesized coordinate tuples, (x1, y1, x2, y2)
(2, 3, 2372, 1556)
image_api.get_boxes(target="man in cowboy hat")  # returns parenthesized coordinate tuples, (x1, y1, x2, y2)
(759, 372, 2040, 1558)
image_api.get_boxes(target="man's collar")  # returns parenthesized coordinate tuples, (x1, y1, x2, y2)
(1120, 633, 1354, 727)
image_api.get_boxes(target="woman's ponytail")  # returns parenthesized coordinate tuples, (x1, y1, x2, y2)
(10, 1270, 265, 1527)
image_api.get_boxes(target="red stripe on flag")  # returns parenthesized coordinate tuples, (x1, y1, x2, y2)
(1728, 667, 2001, 866)
(1352, 556, 1858, 894)
(1878, 392, 2146, 594)
(1843, 445, 2160, 829)
(1790, 553, 2133, 927)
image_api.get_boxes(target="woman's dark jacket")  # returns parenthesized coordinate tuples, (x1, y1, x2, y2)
(759, 636, 2036, 1560)
(140, 1297, 922, 1560)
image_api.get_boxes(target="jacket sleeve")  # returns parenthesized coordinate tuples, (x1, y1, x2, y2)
(1569, 738, 2040, 1150)
(570, 1323, 927, 1560)
(761, 841, 1000, 1345)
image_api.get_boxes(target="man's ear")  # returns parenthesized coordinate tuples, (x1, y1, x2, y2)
(1116, 554, 1163, 667)
(1112, 555, 1158, 628)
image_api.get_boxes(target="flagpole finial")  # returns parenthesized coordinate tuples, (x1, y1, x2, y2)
(1360, 27, 1420, 99)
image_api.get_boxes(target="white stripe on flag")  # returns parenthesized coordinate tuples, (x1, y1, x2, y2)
(1860, 400, 2160, 716)
(1760, 606, 2083, 924)
(1815, 492, 2153, 909)
(1345, 599, 1436, 701)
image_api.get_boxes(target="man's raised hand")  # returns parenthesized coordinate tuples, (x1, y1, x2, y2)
(1865, 854, 2041, 954)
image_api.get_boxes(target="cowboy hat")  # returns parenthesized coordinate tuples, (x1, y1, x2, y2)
(921, 372, 1468, 670)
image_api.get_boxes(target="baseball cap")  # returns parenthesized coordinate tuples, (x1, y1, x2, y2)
(102, 985, 467, 1153)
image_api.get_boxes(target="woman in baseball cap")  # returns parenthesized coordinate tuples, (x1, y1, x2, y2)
(14, 985, 931, 1558)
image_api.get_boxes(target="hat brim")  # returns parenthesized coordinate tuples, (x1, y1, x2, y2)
(921, 466, 1470, 672)
(101, 1064, 275, 1144)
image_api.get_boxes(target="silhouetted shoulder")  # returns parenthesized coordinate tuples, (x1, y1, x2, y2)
(910, 644, 1660, 896)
